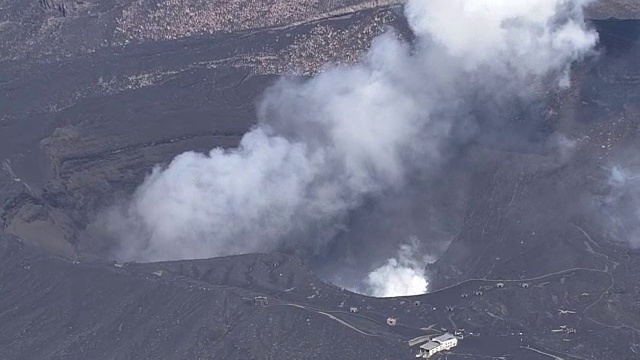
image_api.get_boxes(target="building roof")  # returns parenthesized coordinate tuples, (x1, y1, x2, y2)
(420, 341, 440, 351)
(432, 333, 456, 343)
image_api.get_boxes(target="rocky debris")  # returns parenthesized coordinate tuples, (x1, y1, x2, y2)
(587, 0, 640, 19)
(0, 236, 411, 359)
(0, 1, 410, 260)
(38, 0, 67, 16)
(0, 2, 639, 359)
(0, 0, 637, 63)
(253, 8, 407, 76)
(114, 0, 401, 44)
(0, 234, 635, 359)
(0, 0, 399, 62)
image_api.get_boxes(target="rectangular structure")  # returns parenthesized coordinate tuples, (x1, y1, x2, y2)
(418, 333, 458, 358)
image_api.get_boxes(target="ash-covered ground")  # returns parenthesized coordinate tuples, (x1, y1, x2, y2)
(2, 0, 640, 359)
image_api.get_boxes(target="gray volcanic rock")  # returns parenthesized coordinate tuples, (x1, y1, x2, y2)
(0, 0, 402, 62)
(430, 20, 640, 277)
(0, 0, 637, 263)
(587, 0, 640, 19)
(2, 1, 640, 359)
(0, 3, 407, 257)
(426, 21, 640, 356)
(2, 0, 636, 62)
(1, 232, 637, 359)
(0, 235, 410, 360)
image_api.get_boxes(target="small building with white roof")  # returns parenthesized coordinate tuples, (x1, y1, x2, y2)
(418, 333, 458, 358)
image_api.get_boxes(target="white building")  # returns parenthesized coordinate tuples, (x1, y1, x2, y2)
(419, 333, 458, 358)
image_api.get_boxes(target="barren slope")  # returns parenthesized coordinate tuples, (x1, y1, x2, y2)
(1, 2, 640, 359)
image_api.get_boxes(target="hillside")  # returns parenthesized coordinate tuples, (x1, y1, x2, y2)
(2, 1, 640, 359)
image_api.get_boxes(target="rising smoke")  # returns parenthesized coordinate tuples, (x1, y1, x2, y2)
(364, 238, 433, 297)
(596, 163, 640, 248)
(107, 0, 598, 297)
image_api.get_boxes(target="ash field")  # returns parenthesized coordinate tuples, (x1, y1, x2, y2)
(2, 0, 640, 359)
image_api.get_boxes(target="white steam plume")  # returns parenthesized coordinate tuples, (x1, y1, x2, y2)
(408, 0, 596, 82)
(364, 239, 432, 297)
(108, 0, 597, 265)
(599, 165, 640, 247)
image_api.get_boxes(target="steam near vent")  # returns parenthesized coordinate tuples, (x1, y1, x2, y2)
(364, 239, 433, 297)
(596, 164, 640, 248)
(107, 0, 598, 297)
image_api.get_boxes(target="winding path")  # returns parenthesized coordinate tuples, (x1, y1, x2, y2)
(268, 303, 381, 337)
